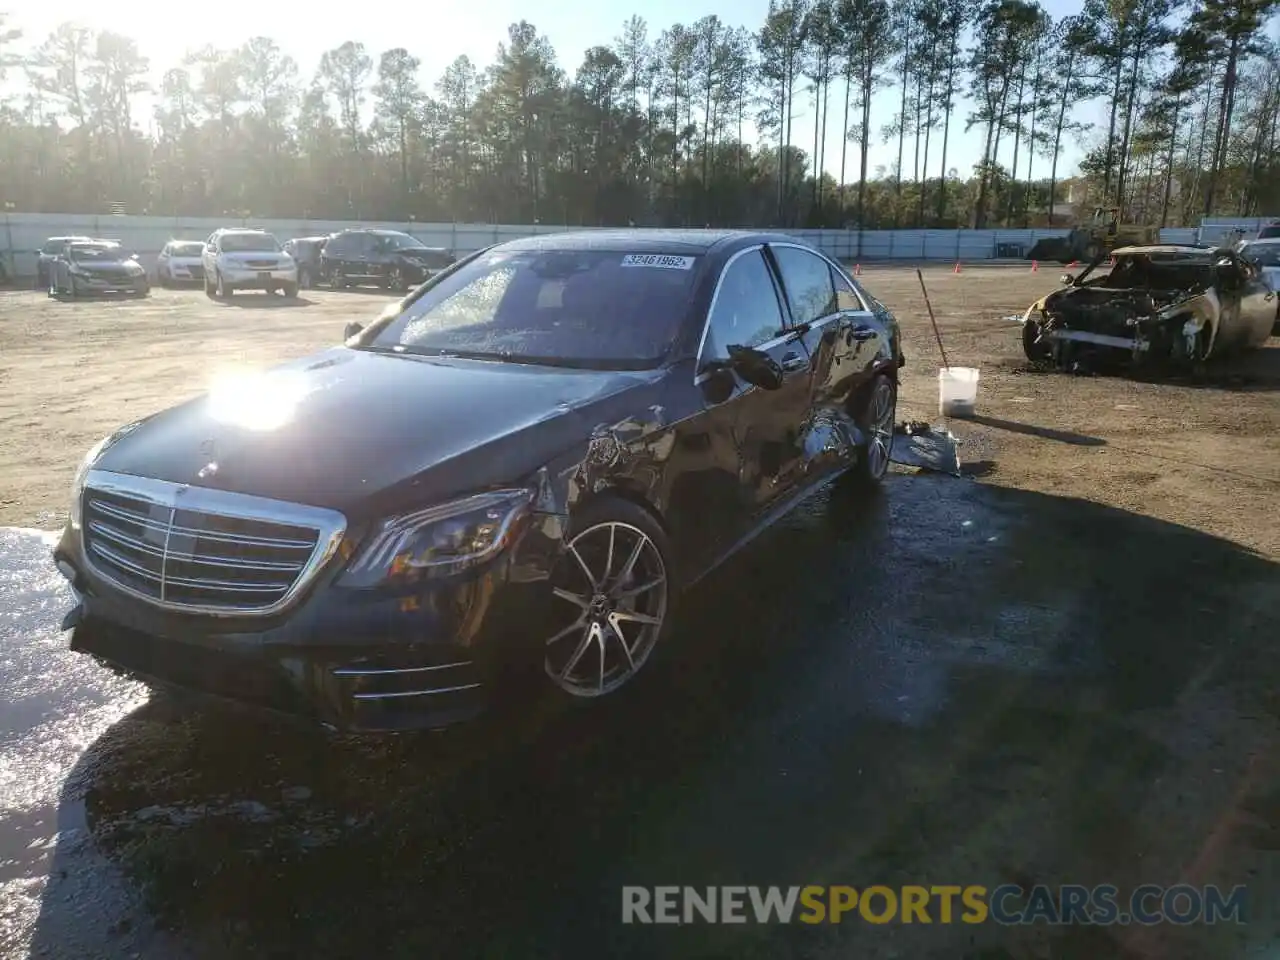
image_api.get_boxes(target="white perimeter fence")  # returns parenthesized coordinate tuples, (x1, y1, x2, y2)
(0, 212, 1263, 279)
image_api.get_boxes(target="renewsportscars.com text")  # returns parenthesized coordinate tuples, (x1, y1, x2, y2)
(621, 884, 1247, 925)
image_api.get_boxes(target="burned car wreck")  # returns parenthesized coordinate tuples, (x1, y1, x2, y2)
(1019, 245, 1275, 371)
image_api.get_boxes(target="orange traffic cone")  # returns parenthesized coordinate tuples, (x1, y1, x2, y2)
(1031, 260, 1039, 272)
(854, 263, 862, 276)
(1067, 260, 1079, 268)
(953, 261, 961, 274)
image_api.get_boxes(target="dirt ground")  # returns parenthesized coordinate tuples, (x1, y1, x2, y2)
(1, 267, 1277, 556)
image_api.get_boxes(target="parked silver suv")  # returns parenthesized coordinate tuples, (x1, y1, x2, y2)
(202, 228, 298, 299)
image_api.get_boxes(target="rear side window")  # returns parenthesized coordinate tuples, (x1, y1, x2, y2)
(771, 246, 838, 325)
(831, 266, 869, 311)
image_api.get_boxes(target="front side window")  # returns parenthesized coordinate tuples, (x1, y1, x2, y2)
(1241, 243, 1280, 267)
(377, 232, 426, 252)
(771, 246, 837, 326)
(365, 248, 702, 369)
(700, 249, 786, 365)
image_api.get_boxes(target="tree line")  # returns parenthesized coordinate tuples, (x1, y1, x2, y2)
(0, 0, 1276, 230)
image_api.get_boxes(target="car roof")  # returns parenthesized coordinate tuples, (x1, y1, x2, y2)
(1112, 244, 1213, 256)
(216, 228, 275, 235)
(496, 228, 797, 255)
(49, 235, 93, 241)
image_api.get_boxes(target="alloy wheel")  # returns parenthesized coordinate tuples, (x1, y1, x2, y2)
(544, 521, 668, 697)
(864, 378, 895, 479)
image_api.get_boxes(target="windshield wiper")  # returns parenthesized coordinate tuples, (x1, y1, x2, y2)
(388, 346, 647, 370)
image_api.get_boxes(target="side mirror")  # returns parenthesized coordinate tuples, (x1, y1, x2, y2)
(343, 321, 364, 341)
(1059, 273, 1075, 286)
(728, 345, 784, 391)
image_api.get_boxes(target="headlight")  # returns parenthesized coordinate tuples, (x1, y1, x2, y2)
(69, 423, 142, 529)
(339, 489, 534, 587)
(68, 436, 111, 530)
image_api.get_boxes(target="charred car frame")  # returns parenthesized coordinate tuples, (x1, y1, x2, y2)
(1019, 244, 1275, 371)
(54, 230, 904, 734)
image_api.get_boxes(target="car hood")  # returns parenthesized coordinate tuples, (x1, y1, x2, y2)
(77, 260, 138, 271)
(92, 347, 662, 519)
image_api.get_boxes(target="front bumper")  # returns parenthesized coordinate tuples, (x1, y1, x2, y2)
(53, 517, 562, 733)
(163, 261, 205, 282)
(1045, 329, 1151, 352)
(70, 273, 149, 295)
(220, 266, 298, 289)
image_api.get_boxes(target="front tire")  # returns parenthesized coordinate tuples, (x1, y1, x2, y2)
(215, 270, 232, 299)
(849, 373, 896, 486)
(543, 497, 671, 700)
(282, 281, 299, 298)
(1022, 315, 1052, 363)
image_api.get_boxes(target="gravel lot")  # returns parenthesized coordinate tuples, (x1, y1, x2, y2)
(1, 267, 1278, 959)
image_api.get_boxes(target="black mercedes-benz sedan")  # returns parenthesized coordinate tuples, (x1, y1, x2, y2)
(54, 230, 904, 733)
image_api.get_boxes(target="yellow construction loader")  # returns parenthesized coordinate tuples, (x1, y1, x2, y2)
(1027, 207, 1161, 264)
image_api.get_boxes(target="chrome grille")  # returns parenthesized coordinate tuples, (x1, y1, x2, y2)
(245, 259, 278, 269)
(81, 470, 346, 615)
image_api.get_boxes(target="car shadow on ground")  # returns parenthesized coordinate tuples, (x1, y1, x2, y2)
(311, 285, 403, 297)
(1007, 344, 1280, 393)
(24, 476, 1280, 960)
(966, 416, 1107, 447)
(212, 295, 318, 310)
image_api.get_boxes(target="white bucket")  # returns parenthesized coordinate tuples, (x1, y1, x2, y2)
(938, 367, 980, 418)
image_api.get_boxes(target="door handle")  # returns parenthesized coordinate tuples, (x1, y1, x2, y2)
(780, 352, 807, 372)
(849, 326, 878, 342)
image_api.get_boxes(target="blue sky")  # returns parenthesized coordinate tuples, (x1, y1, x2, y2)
(8, 0, 1094, 183)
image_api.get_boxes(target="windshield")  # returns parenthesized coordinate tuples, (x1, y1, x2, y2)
(377, 232, 426, 252)
(69, 243, 127, 261)
(1241, 243, 1280, 266)
(220, 232, 280, 253)
(170, 241, 204, 257)
(365, 249, 702, 368)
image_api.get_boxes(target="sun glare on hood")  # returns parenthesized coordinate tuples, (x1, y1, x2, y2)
(206, 369, 313, 431)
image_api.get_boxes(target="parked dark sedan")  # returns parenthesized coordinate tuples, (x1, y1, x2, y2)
(48, 240, 150, 298)
(320, 228, 456, 291)
(54, 230, 903, 733)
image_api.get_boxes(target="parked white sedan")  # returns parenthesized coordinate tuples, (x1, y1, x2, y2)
(155, 240, 207, 286)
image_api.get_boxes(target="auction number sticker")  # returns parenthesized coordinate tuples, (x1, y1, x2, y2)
(620, 254, 696, 270)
